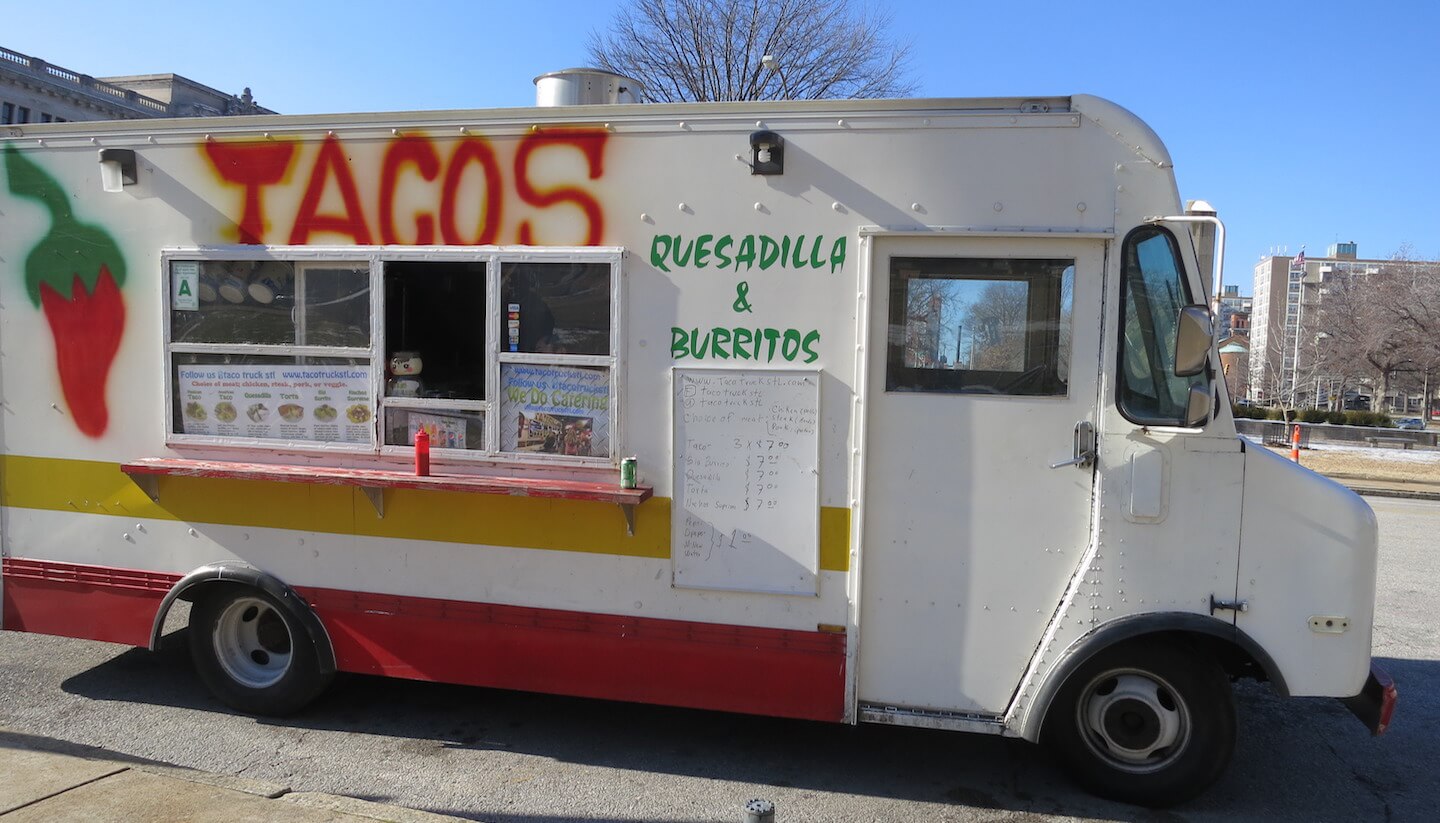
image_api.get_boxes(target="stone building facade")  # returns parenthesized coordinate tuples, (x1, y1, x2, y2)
(1, 45, 273, 125)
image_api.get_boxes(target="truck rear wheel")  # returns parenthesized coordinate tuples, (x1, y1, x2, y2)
(1043, 640, 1235, 807)
(189, 586, 332, 716)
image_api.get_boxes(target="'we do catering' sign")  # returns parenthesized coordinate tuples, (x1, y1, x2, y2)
(177, 365, 373, 443)
(500, 364, 610, 457)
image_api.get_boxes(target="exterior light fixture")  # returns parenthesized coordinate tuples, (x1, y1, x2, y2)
(749, 130, 784, 175)
(98, 148, 137, 192)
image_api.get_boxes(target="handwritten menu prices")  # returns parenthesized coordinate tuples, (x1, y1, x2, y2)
(178, 366, 372, 444)
(672, 370, 819, 595)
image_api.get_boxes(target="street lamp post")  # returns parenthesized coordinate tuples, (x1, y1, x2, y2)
(760, 54, 792, 100)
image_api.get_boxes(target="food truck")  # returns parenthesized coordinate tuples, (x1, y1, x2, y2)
(0, 72, 1394, 806)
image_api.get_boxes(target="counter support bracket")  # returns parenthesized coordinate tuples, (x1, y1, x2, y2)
(621, 503, 636, 536)
(361, 486, 385, 518)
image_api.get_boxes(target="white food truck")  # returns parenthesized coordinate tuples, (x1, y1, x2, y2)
(0, 71, 1394, 806)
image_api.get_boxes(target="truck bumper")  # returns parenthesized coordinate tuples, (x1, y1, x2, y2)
(1340, 662, 1397, 736)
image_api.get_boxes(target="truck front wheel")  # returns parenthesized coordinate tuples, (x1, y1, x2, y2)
(189, 586, 332, 716)
(1043, 640, 1235, 807)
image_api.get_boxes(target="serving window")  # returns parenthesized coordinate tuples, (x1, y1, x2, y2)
(164, 248, 621, 464)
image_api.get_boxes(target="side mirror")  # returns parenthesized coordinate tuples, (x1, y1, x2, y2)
(1185, 384, 1212, 428)
(1175, 305, 1212, 377)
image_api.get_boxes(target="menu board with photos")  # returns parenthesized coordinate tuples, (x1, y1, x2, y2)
(178, 365, 373, 443)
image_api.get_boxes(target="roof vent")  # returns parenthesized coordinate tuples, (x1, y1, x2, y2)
(534, 69, 644, 107)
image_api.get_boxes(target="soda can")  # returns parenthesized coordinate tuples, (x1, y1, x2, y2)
(620, 456, 638, 489)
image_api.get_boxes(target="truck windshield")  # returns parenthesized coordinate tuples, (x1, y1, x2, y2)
(1118, 227, 1205, 424)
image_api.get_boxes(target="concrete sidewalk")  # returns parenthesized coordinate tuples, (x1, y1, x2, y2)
(0, 729, 464, 822)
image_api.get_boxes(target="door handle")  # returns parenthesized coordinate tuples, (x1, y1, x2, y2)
(1049, 452, 1095, 469)
(1050, 421, 1095, 469)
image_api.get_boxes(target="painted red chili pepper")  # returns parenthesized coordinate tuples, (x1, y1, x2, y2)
(5, 146, 128, 439)
(38, 268, 126, 438)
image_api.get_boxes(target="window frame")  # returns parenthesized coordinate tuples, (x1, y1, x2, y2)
(161, 245, 624, 468)
(1114, 225, 1206, 427)
(884, 255, 1076, 397)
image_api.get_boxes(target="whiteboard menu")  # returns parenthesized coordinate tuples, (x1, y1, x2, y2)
(672, 369, 820, 595)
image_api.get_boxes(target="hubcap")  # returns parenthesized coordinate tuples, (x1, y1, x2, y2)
(212, 596, 293, 689)
(1077, 670, 1189, 773)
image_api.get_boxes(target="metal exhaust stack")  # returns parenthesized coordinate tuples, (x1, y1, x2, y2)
(534, 69, 644, 106)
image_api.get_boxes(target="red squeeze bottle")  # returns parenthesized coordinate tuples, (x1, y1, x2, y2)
(414, 429, 431, 476)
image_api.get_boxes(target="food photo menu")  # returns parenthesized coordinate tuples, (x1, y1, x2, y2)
(178, 365, 373, 444)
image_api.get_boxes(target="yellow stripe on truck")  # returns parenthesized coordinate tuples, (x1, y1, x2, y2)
(0, 455, 851, 570)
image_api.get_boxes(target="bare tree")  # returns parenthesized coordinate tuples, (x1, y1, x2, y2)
(963, 281, 1029, 370)
(587, 0, 915, 102)
(1317, 256, 1439, 412)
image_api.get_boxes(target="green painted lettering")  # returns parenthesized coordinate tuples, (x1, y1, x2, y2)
(762, 328, 781, 360)
(714, 235, 734, 269)
(711, 328, 731, 358)
(670, 327, 689, 359)
(809, 236, 825, 269)
(732, 328, 753, 359)
(759, 235, 780, 270)
(791, 234, 806, 268)
(671, 235, 694, 267)
(802, 330, 821, 363)
(650, 235, 672, 272)
(736, 235, 757, 270)
(694, 234, 713, 268)
(782, 329, 802, 361)
(830, 236, 847, 273)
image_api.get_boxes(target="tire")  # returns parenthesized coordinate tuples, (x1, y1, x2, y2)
(1043, 639, 1235, 807)
(189, 586, 332, 716)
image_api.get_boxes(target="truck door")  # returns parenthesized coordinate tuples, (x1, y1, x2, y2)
(858, 236, 1104, 717)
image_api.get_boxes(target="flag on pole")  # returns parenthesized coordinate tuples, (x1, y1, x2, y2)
(1291, 249, 1306, 271)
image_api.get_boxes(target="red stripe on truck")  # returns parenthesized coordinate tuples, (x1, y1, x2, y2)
(2, 558, 847, 722)
(1, 558, 177, 647)
(302, 586, 847, 722)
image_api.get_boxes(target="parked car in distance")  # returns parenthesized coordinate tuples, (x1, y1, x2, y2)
(1394, 417, 1426, 430)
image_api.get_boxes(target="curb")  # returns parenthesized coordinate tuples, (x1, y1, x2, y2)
(1344, 486, 1440, 502)
(281, 792, 467, 822)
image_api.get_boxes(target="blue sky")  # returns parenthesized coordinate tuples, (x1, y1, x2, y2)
(8, 0, 1437, 294)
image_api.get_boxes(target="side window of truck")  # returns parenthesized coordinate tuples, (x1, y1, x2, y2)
(886, 257, 1073, 396)
(165, 252, 618, 461)
(1117, 227, 1203, 424)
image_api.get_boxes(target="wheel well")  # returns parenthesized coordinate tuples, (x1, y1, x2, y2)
(1182, 631, 1272, 686)
(1022, 615, 1288, 742)
(149, 562, 336, 677)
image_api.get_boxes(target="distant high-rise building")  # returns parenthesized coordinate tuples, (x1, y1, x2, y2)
(1251, 242, 1436, 407)
(1214, 284, 1252, 335)
(0, 45, 273, 125)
